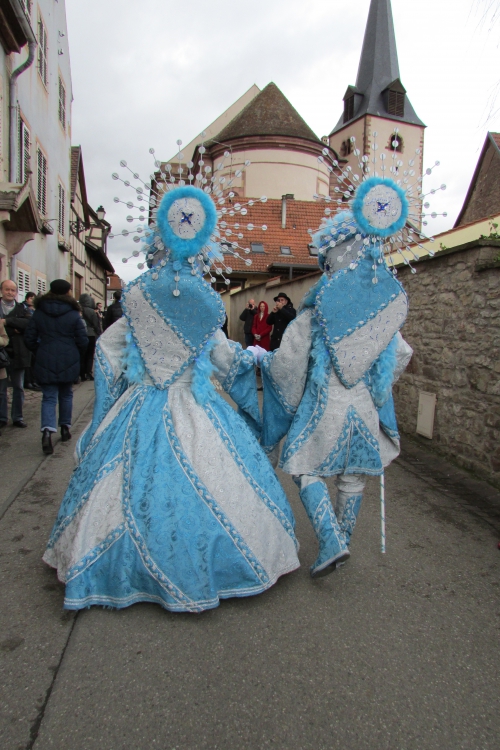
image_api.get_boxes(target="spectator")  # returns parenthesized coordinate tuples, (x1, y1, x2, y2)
(251, 301, 272, 351)
(25, 279, 88, 455)
(103, 290, 123, 331)
(23, 292, 36, 314)
(95, 302, 104, 326)
(267, 292, 296, 351)
(79, 293, 101, 380)
(239, 298, 258, 347)
(0, 318, 9, 436)
(0, 279, 31, 428)
(23, 292, 41, 391)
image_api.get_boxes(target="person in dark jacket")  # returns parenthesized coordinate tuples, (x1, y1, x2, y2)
(79, 292, 101, 380)
(267, 292, 296, 351)
(239, 298, 258, 347)
(103, 290, 123, 331)
(0, 279, 32, 428)
(25, 279, 88, 454)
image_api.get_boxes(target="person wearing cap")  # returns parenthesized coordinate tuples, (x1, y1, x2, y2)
(24, 279, 88, 454)
(266, 292, 296, 351)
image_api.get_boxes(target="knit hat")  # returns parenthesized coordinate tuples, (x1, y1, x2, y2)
(50, 279, 71, 295)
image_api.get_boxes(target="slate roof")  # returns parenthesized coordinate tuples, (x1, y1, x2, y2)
(218, 198, 326, 276)
(330, 0, 424, 134)
(213, 83, 321, 144)
(454, 132, 500, 226)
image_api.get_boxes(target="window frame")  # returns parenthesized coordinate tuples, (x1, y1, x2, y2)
(17, 268, 30, 300)
(280, 246, 292, 256)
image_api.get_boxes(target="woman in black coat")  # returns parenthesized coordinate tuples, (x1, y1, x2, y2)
(25, 280, 88, 454)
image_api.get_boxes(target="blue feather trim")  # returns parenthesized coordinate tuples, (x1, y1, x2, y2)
(121, 331, 146, 385)
(367, 334, 399, 408)
(156, 186, 218, 260)
(312, 211, 359, 271)
(298, 275, 327, 311)
(191, 335, 218, 406)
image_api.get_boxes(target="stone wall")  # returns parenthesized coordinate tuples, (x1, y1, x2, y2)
(393, 240, 500, 488)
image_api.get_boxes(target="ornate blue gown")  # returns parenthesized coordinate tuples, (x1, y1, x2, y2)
(43, 263, 299, 612)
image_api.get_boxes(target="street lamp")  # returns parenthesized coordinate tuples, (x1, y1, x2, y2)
(96, 206, 106, 221)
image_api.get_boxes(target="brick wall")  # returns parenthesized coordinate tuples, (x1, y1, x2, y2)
(393, 240, 500, 487)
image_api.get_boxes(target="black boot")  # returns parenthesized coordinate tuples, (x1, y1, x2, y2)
(60, 425, 71, 442)
(42, 429, 53, 455)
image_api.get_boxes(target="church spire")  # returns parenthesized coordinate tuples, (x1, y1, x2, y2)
(330, 0, 424, 135)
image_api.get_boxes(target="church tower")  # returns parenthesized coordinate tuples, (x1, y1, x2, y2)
(329, 0, 425, 183)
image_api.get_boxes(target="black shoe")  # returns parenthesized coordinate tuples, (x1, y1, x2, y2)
(257, 386, 263, 391)
(0, 420, 6, 429)
(13, 420, 27, 428)
(85, 373, 94, 381)
(30, 383, 42, 392)
(42, 429, 53, 454)
(60, 425, 72, 442)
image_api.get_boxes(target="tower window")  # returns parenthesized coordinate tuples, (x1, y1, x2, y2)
(340, 139, 353, 157)
(388, 133, 404, 153)
(343, 96, 355, 123)
(387, 90, 405, 118)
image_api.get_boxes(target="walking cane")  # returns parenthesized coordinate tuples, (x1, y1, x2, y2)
(380, 473, 386, 554)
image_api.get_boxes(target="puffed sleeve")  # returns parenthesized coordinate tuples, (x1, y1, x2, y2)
(260, 309, 313, 449)
(209, 330, 261, 436)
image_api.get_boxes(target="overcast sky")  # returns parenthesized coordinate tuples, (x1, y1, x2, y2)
(65, 0, 500, 281)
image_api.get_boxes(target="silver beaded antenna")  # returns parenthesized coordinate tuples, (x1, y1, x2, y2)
(108, 133, 271, 286)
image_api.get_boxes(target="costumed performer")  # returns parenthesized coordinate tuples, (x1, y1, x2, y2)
(43, 185, 300, 612)
(251, 178, 413, 577)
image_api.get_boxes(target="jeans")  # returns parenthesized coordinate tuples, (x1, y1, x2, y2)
(41, 382, 73, 432)
(0, 367, 25, 423)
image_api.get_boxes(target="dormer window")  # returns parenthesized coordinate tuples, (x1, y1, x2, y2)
(383, 79, 406, 118)
(343, 96, 355, 123)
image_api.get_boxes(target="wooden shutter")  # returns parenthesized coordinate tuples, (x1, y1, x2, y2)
(18, 119, 31, 183)
(37, 17, 48, 86)
(36, 277, 47, 295)
(17, 269, 30, 299)
(37, 148, 47, 216)
(58, 183, 65, 235)
(58, 77, 66, 130)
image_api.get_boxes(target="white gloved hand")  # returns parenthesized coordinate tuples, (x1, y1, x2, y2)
(247, 345, 267, 365)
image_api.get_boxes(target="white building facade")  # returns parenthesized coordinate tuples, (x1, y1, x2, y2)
(0, 0, 72, 299)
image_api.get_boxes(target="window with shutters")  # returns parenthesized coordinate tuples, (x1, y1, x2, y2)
(58, 183, 66, 236)
(58, 77, 66, 130)
(18, 117, 31, 183)
(37, 15, 48, 87)
(37, 147, 48, 216)
(20, 0, 32, 18)
(17, 268, 30, 300)
(343, 96, 354, 124)
(36, 277, 47, 295)
(387, 90, 405, 118)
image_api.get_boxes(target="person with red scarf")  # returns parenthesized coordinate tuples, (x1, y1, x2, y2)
(251, 301, 272, 351)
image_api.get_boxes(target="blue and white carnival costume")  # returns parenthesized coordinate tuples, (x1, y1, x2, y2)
(43, 187, 299, 612)
(257, 204, 412, 576)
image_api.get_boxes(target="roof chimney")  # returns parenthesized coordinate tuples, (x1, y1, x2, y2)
(281, 194, 294, 229)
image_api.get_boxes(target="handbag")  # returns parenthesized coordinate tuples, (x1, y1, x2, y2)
(0, 347, 10, 369)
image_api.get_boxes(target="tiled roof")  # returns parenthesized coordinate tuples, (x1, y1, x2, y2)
(219, 198, 325, 274)
(491, 132, 500, 151)
(213, 83, 321, 144)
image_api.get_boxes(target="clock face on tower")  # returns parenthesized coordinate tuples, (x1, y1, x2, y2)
(167, 197, 207, 240)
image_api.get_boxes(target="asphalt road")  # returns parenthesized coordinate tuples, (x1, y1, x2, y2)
(0, 382, 499, 750)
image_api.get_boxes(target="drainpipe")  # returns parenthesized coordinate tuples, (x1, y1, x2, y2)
(9, 1, 37, 182)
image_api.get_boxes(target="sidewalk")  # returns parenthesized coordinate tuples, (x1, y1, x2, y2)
(0, 386, 499, 750)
